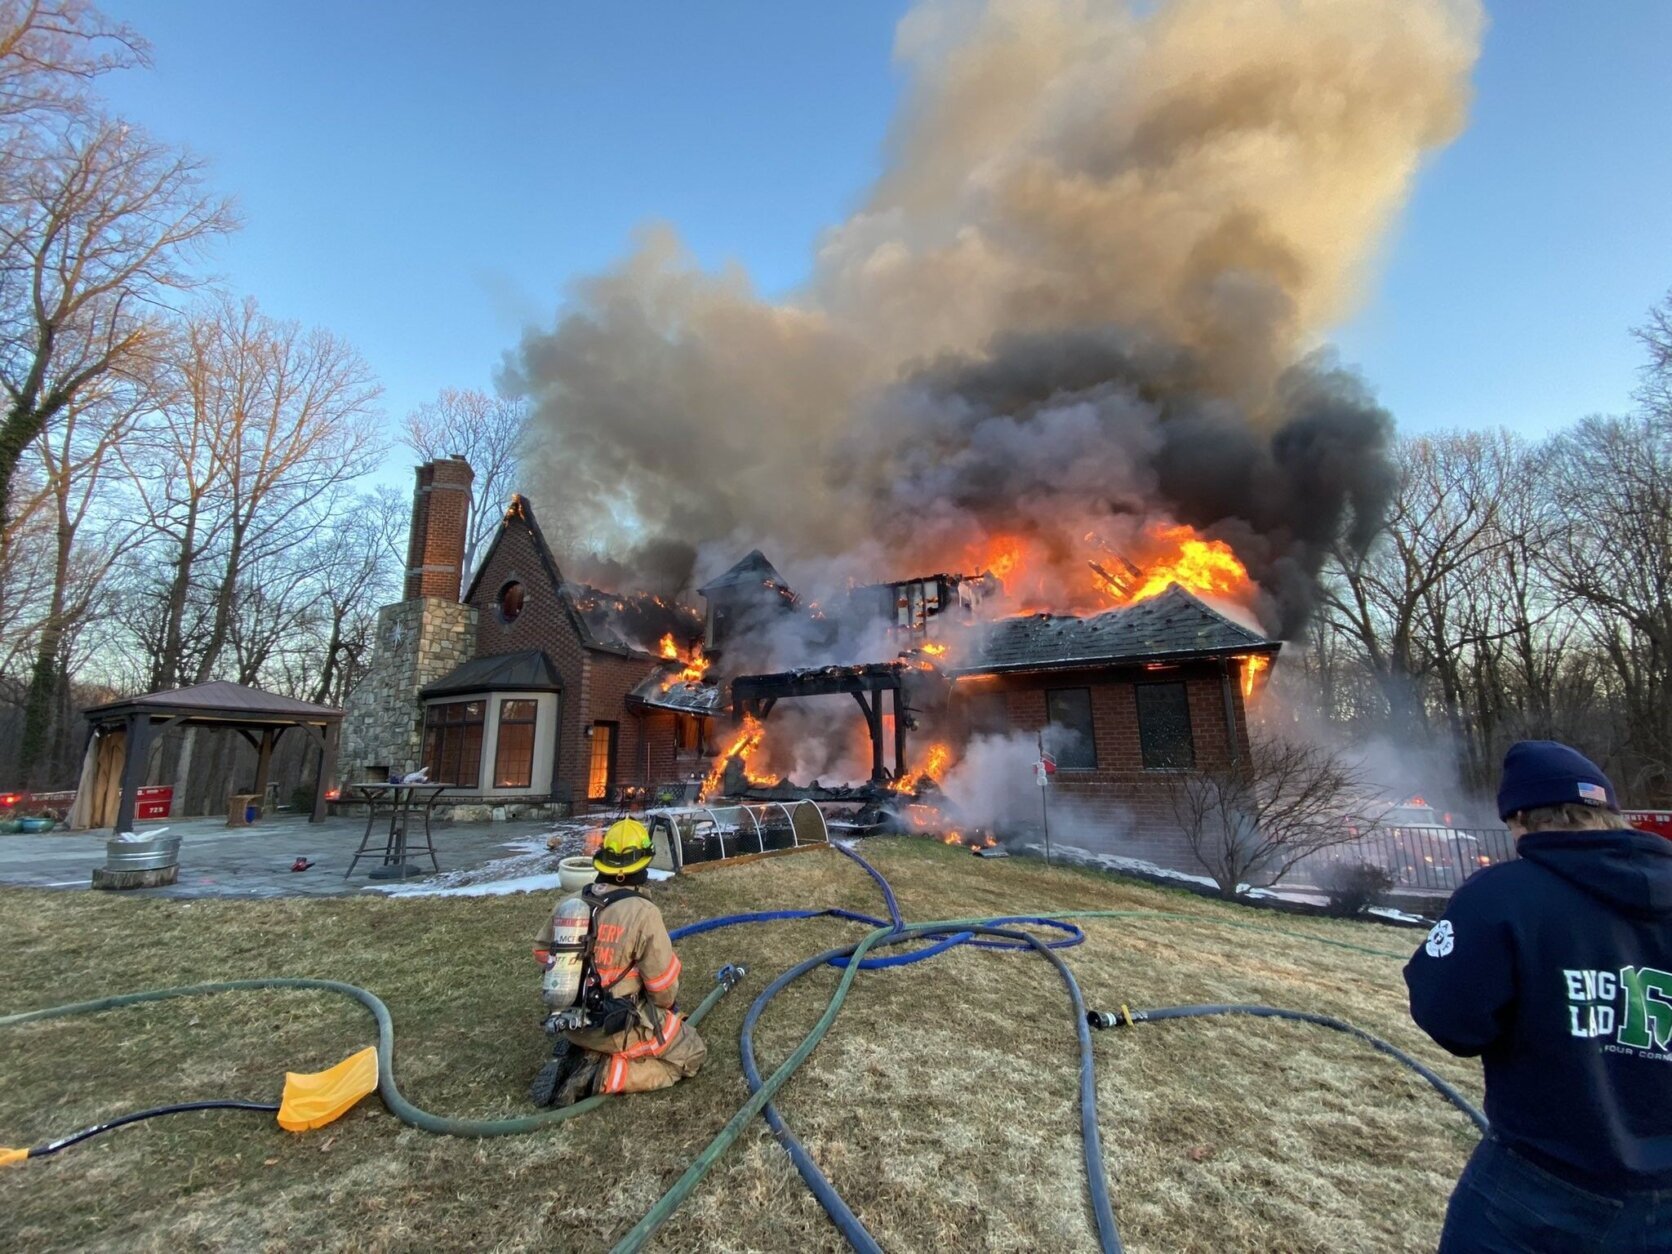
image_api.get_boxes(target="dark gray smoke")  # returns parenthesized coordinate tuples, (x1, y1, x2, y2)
(507, 0, 1483, 634)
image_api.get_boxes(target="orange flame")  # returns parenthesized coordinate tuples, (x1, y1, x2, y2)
(699, 715, 775, 800)
(658, 638, 711, 691)
(1238, 653, 1271, 699)
(920, 642, 949, 658)
(892, 742, 952, 793)
(1086, 523, 1253, 609)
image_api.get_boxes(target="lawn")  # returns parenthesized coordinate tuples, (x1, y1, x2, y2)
(0, 838, 1479, 1253)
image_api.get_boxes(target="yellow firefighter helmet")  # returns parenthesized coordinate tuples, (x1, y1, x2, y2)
(594, 817, 653, 877)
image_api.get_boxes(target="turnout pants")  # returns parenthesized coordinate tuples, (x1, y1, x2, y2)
(565, 1010, 707, 1096)
(1439, 1135, 1672, 1254)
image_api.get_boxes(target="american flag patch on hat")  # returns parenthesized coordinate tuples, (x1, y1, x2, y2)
(1578, 781, 1608, 805)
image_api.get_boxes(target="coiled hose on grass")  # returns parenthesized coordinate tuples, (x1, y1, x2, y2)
(3, 841, 1478, 1254)
(0, 970, 740, 1138)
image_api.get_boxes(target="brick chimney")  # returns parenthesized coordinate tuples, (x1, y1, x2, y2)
(404, 456, 474, 600)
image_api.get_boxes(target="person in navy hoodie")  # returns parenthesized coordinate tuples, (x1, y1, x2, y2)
(1405, 740, 1672, 1252)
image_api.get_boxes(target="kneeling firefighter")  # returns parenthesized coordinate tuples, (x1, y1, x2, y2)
(530, 818, 706, 1107)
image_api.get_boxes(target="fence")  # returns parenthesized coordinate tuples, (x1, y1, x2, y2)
(1312, 825, 1516, 896)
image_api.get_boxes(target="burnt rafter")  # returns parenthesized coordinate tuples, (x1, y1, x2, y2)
(730, 662, 918, 785)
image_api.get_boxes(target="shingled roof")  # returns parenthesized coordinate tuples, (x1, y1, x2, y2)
(420, 650, 562, 699)
(698, 549, 791, 595)
(953, 585, 1277, 676)
(83, 681, 344, 723)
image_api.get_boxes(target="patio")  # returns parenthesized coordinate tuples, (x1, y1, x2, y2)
(0, 812, 605, 900)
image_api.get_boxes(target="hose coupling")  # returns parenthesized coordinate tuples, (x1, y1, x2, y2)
(717, 963, 748, 991)
(1087, 1005, 1140, 1030)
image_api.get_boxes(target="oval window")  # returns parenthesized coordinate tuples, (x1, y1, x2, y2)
(498, 581, 525, 623)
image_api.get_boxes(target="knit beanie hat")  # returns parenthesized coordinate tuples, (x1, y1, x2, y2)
(1497, 740, 1618, 820)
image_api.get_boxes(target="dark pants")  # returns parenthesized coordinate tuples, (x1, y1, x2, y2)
(1439, 1136, 1672, 1253)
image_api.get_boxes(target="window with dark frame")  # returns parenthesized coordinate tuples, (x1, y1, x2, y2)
(587, 722, 617, 800)
(1135, 682, 1194, 769)
(422, 700, 485, 787)
(493, 699, 538, 788)
(498, 581, 525, 623)
(674, 713, 702, 753)
(1044, 688, 1096, 769)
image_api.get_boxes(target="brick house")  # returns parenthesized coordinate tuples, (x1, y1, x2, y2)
(343, 458, 1279, 831)
(341, 461, 713, 812)
(942, 587, 1277, 862)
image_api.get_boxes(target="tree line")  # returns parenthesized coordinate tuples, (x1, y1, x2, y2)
(0, 3, 522, 803)
(1298, 294, 1672, 808)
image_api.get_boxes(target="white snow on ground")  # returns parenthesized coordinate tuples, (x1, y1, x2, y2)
(1011, 842, 1429, 923)
(364, 820, 676, 898)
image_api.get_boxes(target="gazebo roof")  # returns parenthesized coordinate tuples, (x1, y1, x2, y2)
(84, 681, 344, 726)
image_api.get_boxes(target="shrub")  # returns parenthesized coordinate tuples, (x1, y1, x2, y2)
(1318, 861, 1396, 917)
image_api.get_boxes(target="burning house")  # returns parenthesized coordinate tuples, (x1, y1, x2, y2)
(341, 457, 1279, 847)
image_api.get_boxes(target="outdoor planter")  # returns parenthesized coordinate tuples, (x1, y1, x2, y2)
(18, 817, 55, 833)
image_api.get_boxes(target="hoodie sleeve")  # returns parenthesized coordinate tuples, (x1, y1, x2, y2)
(1404, 876, 1518, 1057)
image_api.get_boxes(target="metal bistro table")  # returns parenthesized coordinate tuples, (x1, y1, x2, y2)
(344, 782, 449, 880)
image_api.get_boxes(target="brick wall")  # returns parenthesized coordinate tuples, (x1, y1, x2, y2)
(465, 520, 663, 805)
(404, 458, 474, 600)
(949, 659, 1252, 870)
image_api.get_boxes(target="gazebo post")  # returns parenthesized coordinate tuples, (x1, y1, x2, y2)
(113, 714, 154, 833)
(253, 729, 275, 802)
(312, 721, 340, 823)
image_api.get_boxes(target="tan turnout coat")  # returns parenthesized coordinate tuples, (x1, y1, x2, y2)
(535, 881, 706, 1094)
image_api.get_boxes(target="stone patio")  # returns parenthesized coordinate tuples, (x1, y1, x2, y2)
(0, 812, 610, 900)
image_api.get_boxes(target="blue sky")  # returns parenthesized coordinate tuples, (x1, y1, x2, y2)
(98, 1, 1672, 480)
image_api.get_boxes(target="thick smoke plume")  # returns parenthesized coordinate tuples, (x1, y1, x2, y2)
(508, 0, 1483, 636)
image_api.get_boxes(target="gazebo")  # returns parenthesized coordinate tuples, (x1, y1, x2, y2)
(71, 682, 343, 832)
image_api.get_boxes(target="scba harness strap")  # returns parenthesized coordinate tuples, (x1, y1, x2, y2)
(575, 887, 651, 1036)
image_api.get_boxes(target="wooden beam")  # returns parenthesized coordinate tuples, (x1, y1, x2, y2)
(253, 729, 276, 800)
(312, 722, 340, 824)
(113, 715, 154, 834)
(892, 687, 908, 778)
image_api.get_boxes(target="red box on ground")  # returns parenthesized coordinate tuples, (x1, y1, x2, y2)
(135, 785, 173, 820)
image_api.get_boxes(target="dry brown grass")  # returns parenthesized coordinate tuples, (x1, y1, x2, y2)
(0, 838, 1478, 1253)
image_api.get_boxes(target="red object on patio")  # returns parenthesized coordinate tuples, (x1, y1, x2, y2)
(135, 785, 173, 820)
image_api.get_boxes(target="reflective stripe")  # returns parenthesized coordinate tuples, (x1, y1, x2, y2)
(603, 1055, 629, 1094)
(642, 953, 681, 993)
(618, 1013, 682, 1060)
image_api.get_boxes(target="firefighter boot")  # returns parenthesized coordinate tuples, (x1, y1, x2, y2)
(553, 1052, 605, 1108)
(530, 1043, 581, 1108)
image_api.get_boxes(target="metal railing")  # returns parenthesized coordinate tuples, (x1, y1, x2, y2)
(1315, 825, 1515, 895)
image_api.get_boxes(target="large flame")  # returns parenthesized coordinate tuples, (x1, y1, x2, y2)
(699, 715, 775, 800)
(891, 742, 952, 793)
(1088, 524, 1253, 607)
(962, 522, 1256, 618)
(657, 635, 711, 690)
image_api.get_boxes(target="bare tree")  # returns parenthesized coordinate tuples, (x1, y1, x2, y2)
(0, 0, 143, 140)
(0, 114, 235, 536)
(402, 386, 524, 588)
(1166, 731, 1372, 898)
(14, 373, 144, 780)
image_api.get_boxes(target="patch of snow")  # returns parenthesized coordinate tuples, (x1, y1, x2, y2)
(373, 872, 564, 898)
(1368, 905, 1429, 925)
